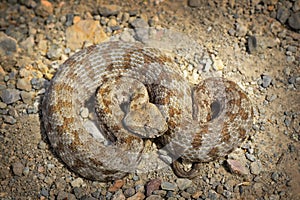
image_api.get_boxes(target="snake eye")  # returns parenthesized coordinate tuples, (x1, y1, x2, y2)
(211, 100, 221, 120)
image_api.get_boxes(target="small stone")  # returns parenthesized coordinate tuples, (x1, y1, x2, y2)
(250, 161, 262, 175)
(38, 141, 47, 150)
(127, 192, 145, 200)
(146, 178, 161, 196)
(66, 20, 108, 51)
(98, 5, 121, 17)
(216, 184, 224, 194)
(188, 0, 201, 7)
(35, 0, 53, 17)
(23, 167, 30, 176)
(181, 191, 191, 199)
(160, 181, 177, 191)
(245, 153, 256, 162)
(271, 172, 280, 182)
(112, 190, 125, 200)
(212, 57, 224, 71)
(226, 159, 249, 175)
(40, 187, 49, 197)
(124, 188, 135, 198)
(130, 18, 149, 28)
(293, 0, 300, 12)
(3, 116, 17, 125)
(66, 13, 74, 26)
(146, 195, 164, 200)
(235, 23, 248, 37)
(261, 75, 272, 88)
(71, 178, 84, 187)
(288, 11, 300, 30)
(0, 89, 21, 104)
(247, 36, 257, 54)
(57, 191, 76, 200)
(276, 6, 290, 24)
(287, 45, 297, 53)
(12, 162, 24, 176)
(80, 107, 89, 118)
(19, 36, 35, 52)
(0, 32, 18, 56)
(176, 178, 193, 190)
(20, 91, 34, 104)
(191, 190, 202, 199)
(47, 44, 62, 60)
(107, 18, 118, 27)
(108, 179, 124, 192)
(17, 78, 32, 91)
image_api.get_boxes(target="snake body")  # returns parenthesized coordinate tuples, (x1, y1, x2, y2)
(42, 41, 253, 181)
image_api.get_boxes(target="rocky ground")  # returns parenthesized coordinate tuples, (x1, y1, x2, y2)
(0, 0, 299, 199)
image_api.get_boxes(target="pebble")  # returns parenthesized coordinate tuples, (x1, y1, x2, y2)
(288, 11, 300, 29)
(123, 188, 135, 198)
(261, 75, 272, 88)
(112, 190, 126, 200)
(146, 178, 161, 196)
(108, 179, 124, 192)
(160, 181, 177, 191)
(245, 153, 256, 162)
(98, 5, 121, 17)
(226, 159, 249, 175)
(16, 78, 32, 91)
(130, 18, 149, 28)
(20, 91, 34, 104)
(176, 178, 193, 190)
(40, 187, 49, 197)
(71, 177, 84, 187)
(0, 89, 21, 104)
(46, 44, 62, 60)
(80, 107, 89, 118)
(66, 20, 108, 51)
(12, 161, 24, 176)
(271, 172, 280, 182)
(0, 32, 18, 55)
(127, 191, 145, 200)
(35, 0, 53, 17)
(247, 35, 257, 54)
(250, 161, 262, 175)
(276, 6, 290, 24)
(56, 191, 76, 200)
(3, 115, 17, 124)
(188, 0, 201, 7)
(146, 195, 164, 200)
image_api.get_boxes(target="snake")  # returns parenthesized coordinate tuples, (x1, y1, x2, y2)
(42, 41, 253, 181)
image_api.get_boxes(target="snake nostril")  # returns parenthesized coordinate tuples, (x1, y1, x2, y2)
(211, 100, 221, 120)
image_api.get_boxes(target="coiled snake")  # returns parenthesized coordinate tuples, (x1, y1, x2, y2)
(42, 41, 253, 181)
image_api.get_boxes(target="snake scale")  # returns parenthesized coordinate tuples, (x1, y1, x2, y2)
(42, 41, 253, 181)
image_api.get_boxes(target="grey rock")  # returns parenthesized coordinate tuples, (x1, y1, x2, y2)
(288, 11, 300, 30)
(23, 167, 29, 176)
(247, 36, 257, 54)
(0, 32, 18, 55)
(73, 187, 85, 199)
(261, 75, 272, 88)
(3, 115, 17, 125)
(0, 89, 20, 104)
(12, 161, 24, 176)
(293, 0, 300, 12)
(176, 178, 193, 190)
(57, 191, 76, 200)
(277, 6, 290, 24)
(40, 187, 49, 197)
(188, 0, 201, 7)
(38, 141, 47, 150)
(47, 44, 62, 59)
(208, 189, 218, 200)
(31, 78, 46, 90)
(235, 23, 248, 37)
(130, 18, 149, 28)
(123, 188, 135, 198)
(287, 45, 297, 53)
(161, 181, 177, 191)
(271, 172, 280, 182)
(245, 153, 256, 162)
(65, 13, 74, 26)
(71, 178, 84, 187)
